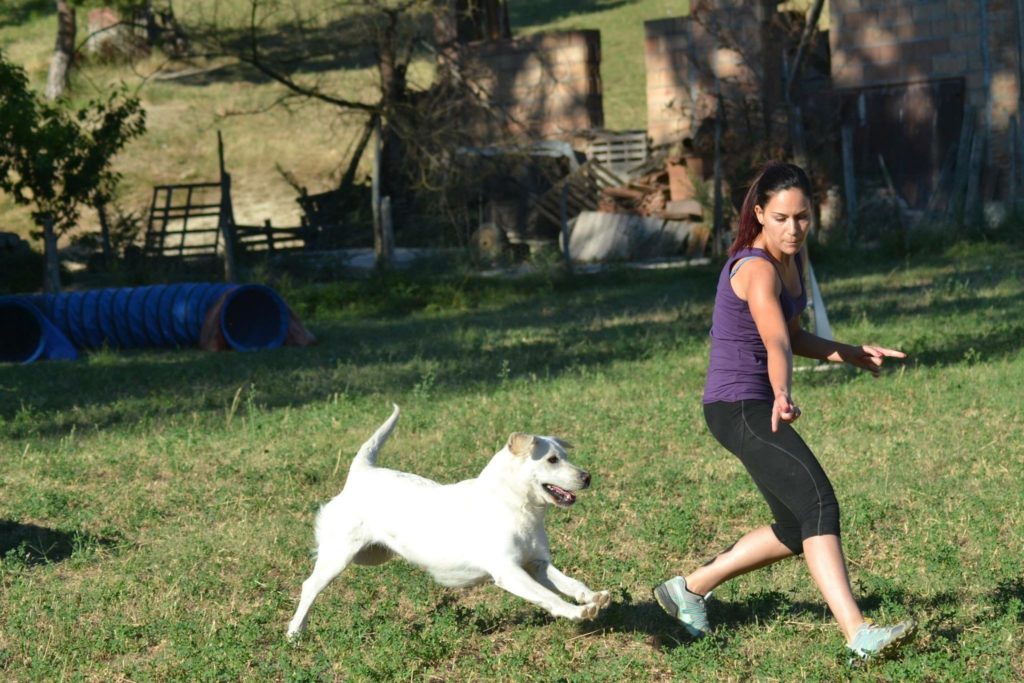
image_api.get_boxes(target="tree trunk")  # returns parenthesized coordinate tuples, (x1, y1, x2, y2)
(371, 117, 390, 271)
(45, 0, 76, 100)
(433, 0, 460, 80)
(712, 91, 725, 258)
(42, 214, 62, 293)
(217, 132, 239, 283)
(376, 9, 409, 250)
(96, 202, 114, 267)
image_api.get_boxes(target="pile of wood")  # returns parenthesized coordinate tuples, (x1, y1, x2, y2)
(596, 155, 706, 221)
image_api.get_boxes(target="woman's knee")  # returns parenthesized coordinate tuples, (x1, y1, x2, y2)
(800, 489, 841, 540)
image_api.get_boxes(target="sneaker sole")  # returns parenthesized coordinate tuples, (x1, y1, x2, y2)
(653, 584, 678, 619)
(653, 584, 706, 638)
(876, 623, 916, 657)
(849, 623, 917, 666)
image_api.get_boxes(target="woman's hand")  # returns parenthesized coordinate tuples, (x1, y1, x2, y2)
(772, 392, 801, 432)
(841, 345, 907, 376)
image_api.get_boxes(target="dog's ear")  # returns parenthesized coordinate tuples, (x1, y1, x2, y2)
(551, 437, 574, 450)
(507, 433, 536, 457)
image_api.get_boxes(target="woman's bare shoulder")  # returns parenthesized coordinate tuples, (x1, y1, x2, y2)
(731, 256, 780, 301)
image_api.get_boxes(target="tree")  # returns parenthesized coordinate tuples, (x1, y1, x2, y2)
(45, 0, 76, 100)
(182, 1, 508, 266)
(45, 1, 188, 100)
(0, 50, 146, 292)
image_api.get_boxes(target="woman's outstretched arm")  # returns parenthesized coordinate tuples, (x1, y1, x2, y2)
(790, 322, 906, 376)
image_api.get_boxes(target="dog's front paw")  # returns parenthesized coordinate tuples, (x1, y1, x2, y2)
(578, 602, 600, 620)
(575, 589, 611, 609)
(589, 590, 611, 609)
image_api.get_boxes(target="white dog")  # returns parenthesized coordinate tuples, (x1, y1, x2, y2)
(287, 405, 611, 638)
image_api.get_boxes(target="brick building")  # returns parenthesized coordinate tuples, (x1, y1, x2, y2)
(645, 0, 1024, 207)
(830, 0, 1020, 206)
(459, 31, 604, 141)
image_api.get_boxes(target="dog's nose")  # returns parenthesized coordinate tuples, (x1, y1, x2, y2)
(580, 470, 591, 488)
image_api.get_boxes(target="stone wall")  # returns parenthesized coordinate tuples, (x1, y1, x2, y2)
(463, 30, 603, 141)
(831, 0, 1021, 197)
(831, 0, 1019, 117)
(644, 1, 784, 148)
(645, 0, 1021, 201)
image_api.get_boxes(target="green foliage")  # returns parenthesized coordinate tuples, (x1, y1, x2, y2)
(0, 49, 146, 235)
(0, 244, 47, 294)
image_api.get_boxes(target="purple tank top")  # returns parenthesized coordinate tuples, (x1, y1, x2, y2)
(702, 247, 807, 403)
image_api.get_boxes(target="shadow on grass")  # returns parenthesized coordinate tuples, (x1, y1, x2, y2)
(3, 249, 1022, 437)
(991, 577, 1024, 623)
(592, 587, 962, 652)
(0, 0, 51, 26)
(0, 520, 115, 566)
(172, 10, 434, 86)
(509, 0, 633, 30)
(433, 593, 556, 632)
(0, 268, 717, 435)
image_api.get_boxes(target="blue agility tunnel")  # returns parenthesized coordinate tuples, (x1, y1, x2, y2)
(0, 297, 78, 364)
(0, 283, 292, 364)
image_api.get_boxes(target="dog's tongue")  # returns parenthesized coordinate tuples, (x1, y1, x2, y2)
(550, 485, 576, 505)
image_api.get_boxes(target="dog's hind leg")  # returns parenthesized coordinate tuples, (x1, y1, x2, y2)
(287, 541, 361, 639)
(528, 560, 611, 610)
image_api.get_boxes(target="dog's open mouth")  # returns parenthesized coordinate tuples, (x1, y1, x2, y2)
(543, 484, 577, 507)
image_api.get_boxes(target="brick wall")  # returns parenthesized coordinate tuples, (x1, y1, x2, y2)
(644, 1, 783, 148)
(831, 0, 1020, 123)
(831, 0, 1023, 197)
(463, 30, 603, 141)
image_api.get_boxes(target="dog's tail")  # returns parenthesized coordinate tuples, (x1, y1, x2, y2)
(351, 403, 400, 470)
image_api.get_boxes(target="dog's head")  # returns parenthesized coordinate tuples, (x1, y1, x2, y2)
(506, 433, 591, 508)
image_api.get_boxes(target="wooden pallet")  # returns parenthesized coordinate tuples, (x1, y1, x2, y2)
(585, 131, 649, 177)
(533, 160, 625, 230)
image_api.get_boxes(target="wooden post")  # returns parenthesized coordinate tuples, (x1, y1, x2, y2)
(878, 153, 907, 250)
(96, 202, 114, 267)
(264, 219, 275, 254)
(217, 131, 239, 282)
(378, 196, 394, 269)
(783, 0, 827, 106)
(712, 90, 724, 258)
(1011, 116, 1019, 213)
(964, 122, 986, 230)
(1017, 0, 1024, 211)
(840, 124, 857, 245)
(1017, 0, 1024, 118)
(980, 0, 993, 166)
(559, 181, 573, 271)
(42, 214, 62, 294)
(371, 117, 391, 271)
(948, 105, 976, 222)
(782, 0, 825, 238)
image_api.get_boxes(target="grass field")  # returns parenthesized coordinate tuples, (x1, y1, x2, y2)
(2, 241, 1022, 681)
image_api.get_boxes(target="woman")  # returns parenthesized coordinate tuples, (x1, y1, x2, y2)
(654, 161, 915, 662)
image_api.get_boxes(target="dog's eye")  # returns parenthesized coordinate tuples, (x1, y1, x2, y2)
(547, 455, 559, 464)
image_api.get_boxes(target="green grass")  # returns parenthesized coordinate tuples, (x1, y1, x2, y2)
(2, 242, 1023, 680)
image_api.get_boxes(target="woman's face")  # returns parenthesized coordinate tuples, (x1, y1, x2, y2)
(753, 188, 810, 257)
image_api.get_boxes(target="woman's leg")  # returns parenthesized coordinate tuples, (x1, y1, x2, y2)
(685, 525, 794, 596)
(803, 534, 863, 641)
(681, 402, 912, 655)
(730, 402, 865, 640)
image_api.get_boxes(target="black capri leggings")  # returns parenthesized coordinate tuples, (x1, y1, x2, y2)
(703, 400, 840, 555)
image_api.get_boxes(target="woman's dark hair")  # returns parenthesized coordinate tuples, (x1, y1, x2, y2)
(729, 161, 813, 256)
